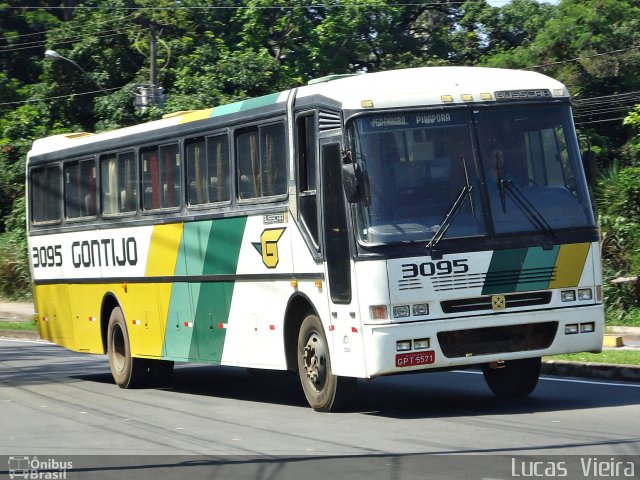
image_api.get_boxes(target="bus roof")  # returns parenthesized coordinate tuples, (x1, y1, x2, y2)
(298, 66, 569, 109)
(28, 66, 568, 159)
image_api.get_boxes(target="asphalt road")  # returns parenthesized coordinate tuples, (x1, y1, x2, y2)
(1, 338, 639, 480)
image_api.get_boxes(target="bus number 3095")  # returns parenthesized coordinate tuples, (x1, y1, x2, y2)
(32, 245, 63, 268)
(401, 259, 469, 278)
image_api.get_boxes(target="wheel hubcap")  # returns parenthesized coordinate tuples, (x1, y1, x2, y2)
(112, 325, 126, 372)
(302, 333, 326, 389)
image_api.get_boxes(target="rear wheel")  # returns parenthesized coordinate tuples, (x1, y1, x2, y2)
(107, 307, 150, 388)
(297, 314, 355, 412)
(482, 357, 541, 398)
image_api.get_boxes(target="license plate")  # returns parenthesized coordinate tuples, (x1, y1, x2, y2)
(395, 350, 436, 368)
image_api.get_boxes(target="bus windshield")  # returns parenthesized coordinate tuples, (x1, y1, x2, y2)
(348, 104, 595, 245)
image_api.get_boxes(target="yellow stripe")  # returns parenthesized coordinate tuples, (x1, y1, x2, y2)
(146, 223, 184, 276)
(177, 108, 213, 124)
(548, 243, 590, 288)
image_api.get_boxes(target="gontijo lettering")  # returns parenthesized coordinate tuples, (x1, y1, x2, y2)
(71, 237, 138, 268)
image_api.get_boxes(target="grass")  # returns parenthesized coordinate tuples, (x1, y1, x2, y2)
(614, 307, 640, 327)
(0, 320, 37, 331)
(545, 350, 640, 365)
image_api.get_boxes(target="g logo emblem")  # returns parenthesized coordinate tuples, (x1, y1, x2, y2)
(252, 228, 285, 268)
(491, 294, 506, 311)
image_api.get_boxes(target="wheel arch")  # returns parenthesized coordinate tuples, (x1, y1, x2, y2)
(283, 292, 318, 371)
(100, 292, 121, 353)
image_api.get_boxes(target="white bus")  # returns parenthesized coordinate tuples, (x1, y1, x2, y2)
(27, 67, 604, 411)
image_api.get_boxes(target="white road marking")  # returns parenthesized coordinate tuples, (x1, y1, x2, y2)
(0, 337, 49, 345)
(454, 369, 640, 388)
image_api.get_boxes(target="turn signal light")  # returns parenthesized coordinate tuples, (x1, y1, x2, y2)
(370, 305, 388, 320)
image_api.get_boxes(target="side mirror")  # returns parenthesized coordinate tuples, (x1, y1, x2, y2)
(582, 150, 597, 187)
(342, 163, 363, 203)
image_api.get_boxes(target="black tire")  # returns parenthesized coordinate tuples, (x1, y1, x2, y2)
(482, 357, 541, 398)
(297, 314, 355, 412)
(107, 307, 150, 388)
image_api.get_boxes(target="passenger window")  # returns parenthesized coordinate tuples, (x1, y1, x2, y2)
(31, 165, 62, 224)
(65, 159, 96, 219)
(101, 151, 137, 215)
(186, 134, 230, 205)
(142, 143, 181, 210)
(236, 123, 287, 200)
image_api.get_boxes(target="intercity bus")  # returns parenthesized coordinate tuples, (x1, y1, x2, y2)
(27, 67, 604, 411)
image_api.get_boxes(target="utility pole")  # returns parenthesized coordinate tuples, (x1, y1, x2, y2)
(134, 24, 165, 110)
(150, 25, 158, 105)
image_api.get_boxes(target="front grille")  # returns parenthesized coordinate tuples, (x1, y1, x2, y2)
(441, 291, 552, 314)
(437, 321, 558, 358)
(430, 272, 486, 292)
(398, 278, 423, 291)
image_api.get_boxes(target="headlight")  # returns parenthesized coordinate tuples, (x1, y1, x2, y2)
(393, 305, 410, 318)
(578, 288, 593, 301)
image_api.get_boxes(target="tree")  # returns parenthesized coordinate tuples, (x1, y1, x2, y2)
(484, 0, 640, 166)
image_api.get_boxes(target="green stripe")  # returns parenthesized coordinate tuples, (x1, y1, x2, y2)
(163, 217, 248, 362)
(516, 245, 559, 292)
(482, 248, 528, 295)
(211, 92, 282, 117)
(190, 217, 247, 361)
(163, 227, 194, 359)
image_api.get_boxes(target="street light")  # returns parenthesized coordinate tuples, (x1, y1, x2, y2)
(44, 49, 107, 92)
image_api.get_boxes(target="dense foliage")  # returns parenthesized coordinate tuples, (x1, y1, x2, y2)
(1, 0, 640, 324)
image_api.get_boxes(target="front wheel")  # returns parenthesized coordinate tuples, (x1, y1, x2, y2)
(482, 357, 541, 398)
(297, 314, 355, 412)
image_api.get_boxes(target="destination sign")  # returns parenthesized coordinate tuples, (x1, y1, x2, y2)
(362, 111, 467, 132)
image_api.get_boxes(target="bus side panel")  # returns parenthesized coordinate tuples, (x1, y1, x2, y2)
(156, 217, 247, 363)
(220, 215, 291, 369)
(67, 283, 108, 353)
(160, 222, 195, 361)
(119, 283, 164, 358)
(191, 217, 246, 363)
(34, 284, 75, 351)
(123, 222, 183, 359)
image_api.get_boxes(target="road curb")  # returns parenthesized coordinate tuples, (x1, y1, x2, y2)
(0, 329, 40, 340)
(542, 359, 640, 382)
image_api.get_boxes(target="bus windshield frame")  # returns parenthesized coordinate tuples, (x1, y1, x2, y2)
(347, 103, 596, 247)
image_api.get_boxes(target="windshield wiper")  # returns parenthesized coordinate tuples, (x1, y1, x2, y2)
(492, 151, 554, 244)
(426, 157, 476, 256)
(495, 153, 507, 213)
(502, 179, 555, 242)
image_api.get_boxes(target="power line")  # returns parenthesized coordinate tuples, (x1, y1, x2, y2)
(0, 28, 130, 52)
(0, 86, 124, 107)
(0, 14, 131, 43)
(528, 45, 640, 70)
(3, 2, 467, 10)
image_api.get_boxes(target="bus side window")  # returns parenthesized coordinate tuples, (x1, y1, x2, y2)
(237, 129, 260, 199)
(160, 144, 180, 208)
(65, 159, 96, 219)
(236, 122, 287, 201)
(261, 123, 287, 197)
(31, 165, 62, 224)
(207, 134, 230, 203)
(186, 134, 230, 206)
(142, 143, 180, 210)
(296, 113, 319, 247)
(101, 151, 137, 215)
